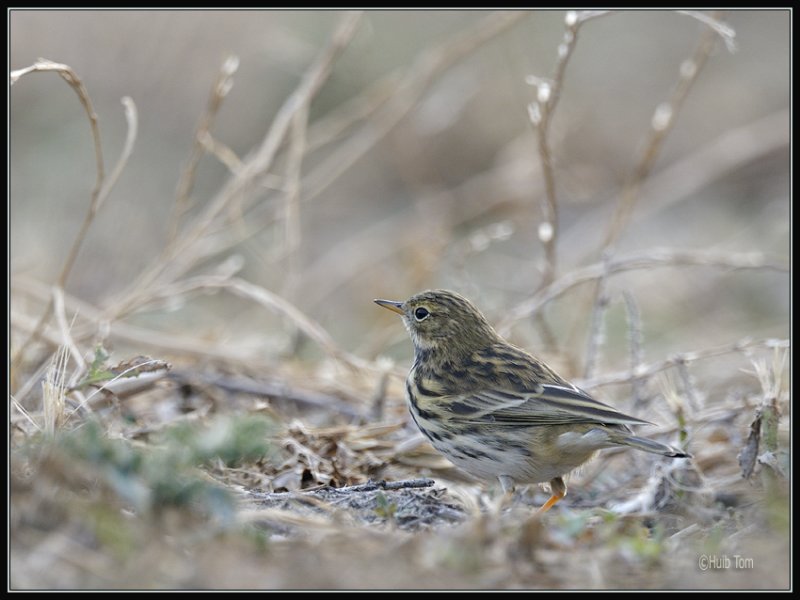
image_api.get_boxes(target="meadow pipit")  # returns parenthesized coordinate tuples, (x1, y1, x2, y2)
(375, 289, 689, 513)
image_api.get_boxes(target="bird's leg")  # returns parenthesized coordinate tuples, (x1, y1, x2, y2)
(537, 477, 567, 514)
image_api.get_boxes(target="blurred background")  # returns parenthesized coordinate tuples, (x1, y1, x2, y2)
(10, 9, 790, 387)
(9, 10, 791, 590)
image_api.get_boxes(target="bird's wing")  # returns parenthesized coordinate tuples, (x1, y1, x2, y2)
(445, 383, 652, 427)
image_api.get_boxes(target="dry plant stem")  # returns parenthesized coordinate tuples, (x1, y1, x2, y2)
(9, 60, 105, 368)
(10, 397, 41, 432)
(280, 99, 310, 298)
(170, 55, 240, 242)
(207, 277, 372, 372)
(140, 11, 530, 296)
(622, 291, 647, 409)
(112, 12, 364, 319)
(168, 371, 364, 419)
(677, 10, 737, 50)
(602, 13, 724, 251)
(55, 13, 524, 379)
(10, 296, 254, 384)
(11, 277, 296, 372)
(316, 478, 435, 493)
(294, 13, 756, 316)
(305, 74, 400, 153)
(529, 11, 610, 290)
(525, 12, 608, 354)
(301, 11, 528, 205)
(581, 13, 728, 378)
(51, 287, 85, 374)
(498, 247, 787, 334)
(563, 109, 787, 258)
(193, 12, 530, 271)
(253, 479, 435, 500)
(42, 344, 69, 434)
(582, 251, 611, 379)
(110, 271, 361, 366)
(677, 359, 700, 413)
(11, 92, 137, 378)
(576, 337, 788, 390)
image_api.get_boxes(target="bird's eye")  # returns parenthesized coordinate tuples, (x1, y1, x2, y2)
(414, 307, 430, 321)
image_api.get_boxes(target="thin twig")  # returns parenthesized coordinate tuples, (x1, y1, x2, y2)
(305, 73, 400, 153)
(280, 98, 310, 298)
(42, 344, 69, 434)
(62, 358, 171, 424)
(253, 478, 435, 499)
(328, 478, 436, 493)
(676, 359, 701, 413)
(114, 12, 364, 318)
(579, 13, 733, 382)
(300, 11, 528, 206)
(199, 131, 243, 174)
(221, 277, 374, 372)
(123, 11, 530, 310)
(603, 12, 728, 251)
(498, 247, 787, 334)
(51, 287, 85, 373)
(676, 10, 737, 51)
(575, 337, 789, 390)
(527, 10, 611, 290)
(11, 280, 264, 370)
(10, 396, 42, 432)
(11, 93, 137, 374)
(189, 12, 530, 269)
(582, 250, 611, 379)
(168, 371, 364, 419)
(99, 96, 138, 211)
(10, 59, 106, 367)
(170, 55, 240, 242)
(622, 290, 647, 409)
(126, 273, 376, 372)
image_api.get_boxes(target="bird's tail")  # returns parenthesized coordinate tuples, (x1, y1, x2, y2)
(615, 434, 691, 458)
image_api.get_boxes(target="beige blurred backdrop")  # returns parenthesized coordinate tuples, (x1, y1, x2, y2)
(9, 10, 790, 378)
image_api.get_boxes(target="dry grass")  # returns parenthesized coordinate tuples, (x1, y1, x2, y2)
(9, 10, 790, 590)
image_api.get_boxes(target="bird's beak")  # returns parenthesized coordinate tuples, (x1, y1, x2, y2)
(374, 299, 405, 315)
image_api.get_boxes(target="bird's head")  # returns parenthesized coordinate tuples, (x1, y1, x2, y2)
(375, 289, 501, 356)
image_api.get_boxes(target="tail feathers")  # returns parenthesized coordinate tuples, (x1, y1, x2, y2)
(617, 434, 691, 458)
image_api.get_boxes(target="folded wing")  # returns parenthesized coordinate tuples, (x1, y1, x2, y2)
(445, 383, 651, 427)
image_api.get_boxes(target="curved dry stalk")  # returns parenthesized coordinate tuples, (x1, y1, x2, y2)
(10, 59, 105, 367)
(115, 12, 364, 317)
(170, 54, 240, 242)
(575, 337, 789, 390)
(498, 247, 788, 335)
(210, 277, 376, 373)
(18, 269, 380, 374)
(10, 86, 137, 373)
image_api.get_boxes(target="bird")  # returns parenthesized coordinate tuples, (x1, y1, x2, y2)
(375, 289, 689, 513)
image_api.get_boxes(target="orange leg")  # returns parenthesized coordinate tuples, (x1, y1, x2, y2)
(537, 477, 567, 514)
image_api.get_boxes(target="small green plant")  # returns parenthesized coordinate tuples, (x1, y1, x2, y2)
(374, 491, 397, 520)
(39, 415, 274, 522)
